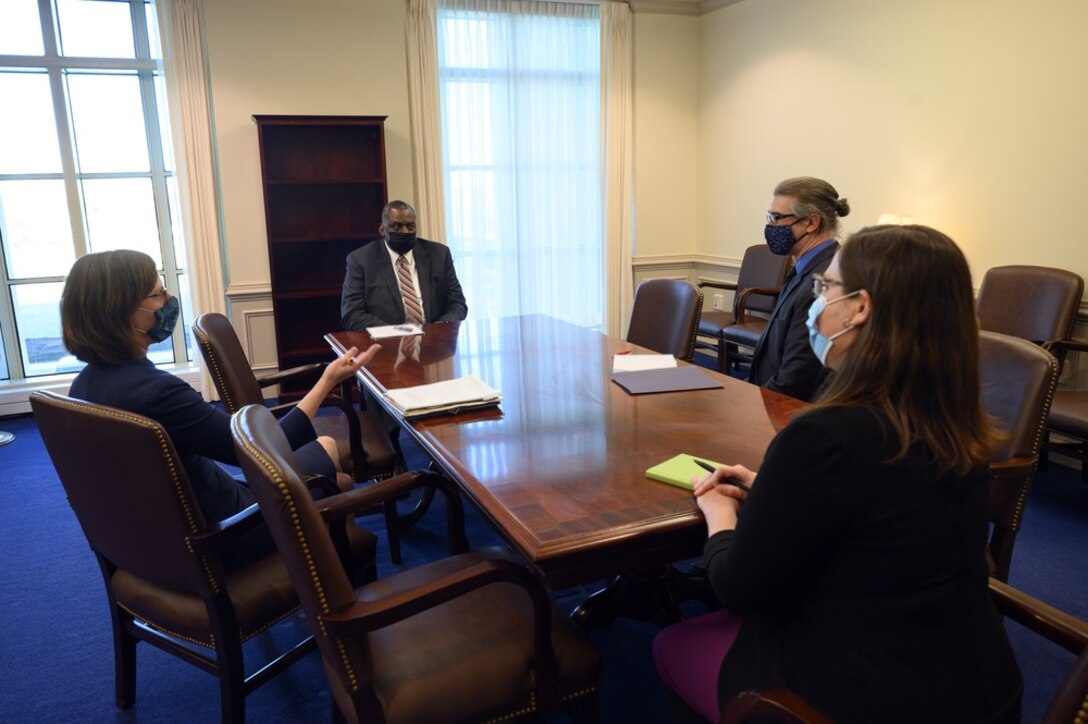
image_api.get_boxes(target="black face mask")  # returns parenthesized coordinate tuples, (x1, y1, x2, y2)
(385, 232, 416, 255)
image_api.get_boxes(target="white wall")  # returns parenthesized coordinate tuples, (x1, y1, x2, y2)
(698, 0, 1088, 285)
(203, 0, 416, 292)
(633, 12, 700, 259)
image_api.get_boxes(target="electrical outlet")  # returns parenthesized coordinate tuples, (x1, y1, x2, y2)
(712, 294, 724, 311)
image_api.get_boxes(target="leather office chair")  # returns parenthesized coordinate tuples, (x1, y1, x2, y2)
(975, 265, 1083, 352)
(30, 390, 377, 723)
(230, 403, 602, 723)
(696, 245, 791, 373)
(973, 266, 1086, 486)
(627, 279, 703, 361)
(979, 331, 1060, 581)
(193, 312, 448, 564)
(719, 577, 1088, 724)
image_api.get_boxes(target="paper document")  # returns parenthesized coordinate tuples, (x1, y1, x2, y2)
(384, 374, 502, 418)
(611, 366, 723, 395)
(366, 324, 424, 340)
(612, 353, 677, 373)
(646, 453, 727, 491)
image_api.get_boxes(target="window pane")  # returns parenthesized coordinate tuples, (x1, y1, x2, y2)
(0, 71, 63, 174)
(146, 1, 162, 59)
(0, 1, 45, 55)
(68, 72, 150, 173)
(56, 0, 135, 59)
(155, 74, 175, 172)
(167, 176, 185, 267)
(82, 178, 162, 265)
(0, 324, 8, 380)
(12, 282, 80, 377)
(177, 272, 193, 362)
(0, 180, 76, 279)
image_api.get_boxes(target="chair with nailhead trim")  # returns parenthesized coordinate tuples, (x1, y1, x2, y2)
(978, 331, 1060, 582)
(30, 390, 376, 723)
(231, 403, 603, 723)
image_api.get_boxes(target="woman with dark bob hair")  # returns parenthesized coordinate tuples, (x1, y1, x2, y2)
(62, 250, 379, 568)
(654, 226, 1022, 722)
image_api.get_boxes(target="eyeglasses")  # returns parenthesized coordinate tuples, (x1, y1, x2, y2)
(145, 284, 169, 300)
(766, 212, 799, 224)
(812, 273, 845, 298)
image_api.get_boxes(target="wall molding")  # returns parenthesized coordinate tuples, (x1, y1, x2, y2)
(630, 0, 746, 16)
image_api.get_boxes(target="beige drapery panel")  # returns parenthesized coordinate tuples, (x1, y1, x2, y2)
(405, 0, 448, 242)
(155, 0, 226, 398)
(600, 1, 634, 337)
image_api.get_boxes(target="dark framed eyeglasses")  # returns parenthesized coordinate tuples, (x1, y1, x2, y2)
(766, 212, 799, 224)
(145, 284, 169, 300)
(812, 273, 844, 298)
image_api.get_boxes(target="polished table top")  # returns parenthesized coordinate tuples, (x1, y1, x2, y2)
(328, 315, 804, 588)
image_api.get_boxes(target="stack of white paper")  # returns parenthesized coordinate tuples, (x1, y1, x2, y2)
(366, 324, 424, 340)
(384, 374, 502, 418)
(612, 353, 677, 373)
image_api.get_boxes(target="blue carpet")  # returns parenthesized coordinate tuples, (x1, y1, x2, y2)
(2, 386, 1087, 722)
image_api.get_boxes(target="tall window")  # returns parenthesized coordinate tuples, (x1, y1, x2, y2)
(437, 0, 602, 329)
(0, 0, 186, 383)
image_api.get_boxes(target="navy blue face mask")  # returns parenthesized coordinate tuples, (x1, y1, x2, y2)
(136, 296, 180, 343)
(764, 222, 807, 256)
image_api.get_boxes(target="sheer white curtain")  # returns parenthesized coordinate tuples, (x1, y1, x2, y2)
(155, 0, 225, 397)
(437, 0, 603, 329)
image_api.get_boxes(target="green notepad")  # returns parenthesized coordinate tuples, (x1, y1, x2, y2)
(646, 453, 725, 490)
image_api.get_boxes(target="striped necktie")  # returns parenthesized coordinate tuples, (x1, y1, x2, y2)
(396, 254, 425, 325)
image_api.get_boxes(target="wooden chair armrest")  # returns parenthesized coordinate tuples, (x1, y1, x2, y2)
(188, 502, 265, 552)
(1048, 338, 1088, 355)
(988, 578, 1088, 655)
(988, 456, 1037, 480)
(255, 362, 325, 389)
(734, 286, 782, 323)
(699, 280, 739, 293)
(721, 688, 834, 724)
(316, 472, 427, 521)
(323, 555, 559, 706)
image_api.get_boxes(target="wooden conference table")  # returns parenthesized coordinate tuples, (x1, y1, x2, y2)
(327, 315, 803, 612)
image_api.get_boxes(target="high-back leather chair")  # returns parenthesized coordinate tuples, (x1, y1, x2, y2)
(627, 279, 703, 361)
(697, 244, 791, 373)
(193, 312, 449, 564)
(230, 403, 602, 723)
(979, 331, 1060, 581)
(975, 265, 1083, 350)
(719, 577, 1088, 724)
(30, 390, 359, 723)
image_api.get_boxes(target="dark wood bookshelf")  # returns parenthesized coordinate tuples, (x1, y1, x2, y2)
(254, 115, 388, 396)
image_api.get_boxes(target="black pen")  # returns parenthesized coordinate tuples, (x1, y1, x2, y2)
(693, 458, 751, 492)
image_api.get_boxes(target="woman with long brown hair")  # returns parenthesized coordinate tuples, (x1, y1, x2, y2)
(654, 226, 1021, 722)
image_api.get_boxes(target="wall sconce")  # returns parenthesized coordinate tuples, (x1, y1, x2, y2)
(877, 212, 914, 225)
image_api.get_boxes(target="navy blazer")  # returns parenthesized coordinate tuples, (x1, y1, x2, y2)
(340, 237, 468, 331)
(748, 241, 838, 402)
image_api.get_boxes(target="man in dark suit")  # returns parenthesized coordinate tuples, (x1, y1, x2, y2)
(341, 200, 467, 331)
(748, 177, 850, 402)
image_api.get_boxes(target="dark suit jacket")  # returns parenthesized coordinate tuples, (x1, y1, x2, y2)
(340, 237, 468, 331)
(748, 241, 838, 401)
(707, 407, 1021, 723)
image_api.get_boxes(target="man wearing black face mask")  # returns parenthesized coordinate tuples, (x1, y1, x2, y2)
(747, 176, 849, 402)
(341, 200, 468, 331)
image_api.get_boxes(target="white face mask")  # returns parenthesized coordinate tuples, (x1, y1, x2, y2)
(805, 290, 860, 365)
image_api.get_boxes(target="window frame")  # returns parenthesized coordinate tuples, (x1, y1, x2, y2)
(0, 0, 186, 384)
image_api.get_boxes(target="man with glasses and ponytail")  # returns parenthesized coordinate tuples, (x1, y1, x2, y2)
(748, 176, 850, 402)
